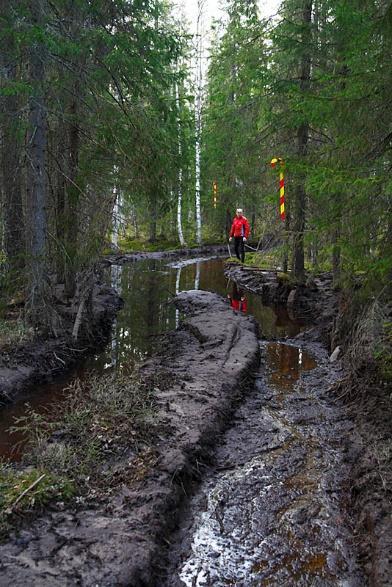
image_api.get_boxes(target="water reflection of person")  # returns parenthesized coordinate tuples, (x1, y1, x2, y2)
(228, 282, 247, 313)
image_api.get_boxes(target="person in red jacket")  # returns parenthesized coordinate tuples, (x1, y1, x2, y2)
(229, 208, 250, 262)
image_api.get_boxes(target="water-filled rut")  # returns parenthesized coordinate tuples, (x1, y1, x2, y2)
(164, 340, 363, 586)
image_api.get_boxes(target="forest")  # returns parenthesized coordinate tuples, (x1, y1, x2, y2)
(0, 1, 391, 584)
(1, 0, 391, 331)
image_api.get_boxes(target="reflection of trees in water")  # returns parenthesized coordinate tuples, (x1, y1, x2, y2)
(194, 262, 201, 290)
(175, 266, 182, 328)
(109, 264, 123, 369)
(99, 258, 306, 372)
(267, 343, 316, 390)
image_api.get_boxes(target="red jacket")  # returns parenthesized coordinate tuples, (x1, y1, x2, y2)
(230, 215, 250, 238)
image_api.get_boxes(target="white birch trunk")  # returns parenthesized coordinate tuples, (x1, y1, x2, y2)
(194, 0, 203, 245)
(109, 264, 122, 368)
(176, 80, 186, 247)
(112, 185, 119, 248)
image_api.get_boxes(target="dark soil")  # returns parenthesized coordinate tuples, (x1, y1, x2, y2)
(0, 291, 260, 586)
(0, 279, 122, 404)
(163, 338, 365, 586)
(223, 263, 392, 586)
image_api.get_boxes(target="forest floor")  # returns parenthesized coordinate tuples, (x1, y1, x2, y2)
(0, 254, 390, 585)
(0, 278, 121, 404)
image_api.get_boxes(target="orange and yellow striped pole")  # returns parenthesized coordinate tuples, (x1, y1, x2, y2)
(212, 180, 218, 209)
(270, 157, 285, 221)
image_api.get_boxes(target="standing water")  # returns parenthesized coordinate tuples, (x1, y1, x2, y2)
(0, 257, 302, 460)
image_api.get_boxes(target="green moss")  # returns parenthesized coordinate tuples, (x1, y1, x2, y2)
(118, 236, 182, 253)
(0, 463, 75, 537)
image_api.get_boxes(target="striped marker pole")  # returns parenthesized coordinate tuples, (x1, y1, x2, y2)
(270, 157, 285, 222)
(212, 180, 218, 209)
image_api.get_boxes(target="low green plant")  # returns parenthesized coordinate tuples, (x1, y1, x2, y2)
(10, 371, 156, 489)
(0, 316, 34, 348)
(0, 462, 74, 537)
(118, 236, 182, 253)
(1, 370, 157, 537)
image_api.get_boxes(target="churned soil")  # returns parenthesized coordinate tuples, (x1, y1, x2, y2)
(163, 337, 365, 586)
(0, 280, 122, 404)
(222, 262, 392, 586)
(0, 291, 259, 586)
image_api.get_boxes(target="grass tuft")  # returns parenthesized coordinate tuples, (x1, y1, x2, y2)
(1, 370, 157, 538)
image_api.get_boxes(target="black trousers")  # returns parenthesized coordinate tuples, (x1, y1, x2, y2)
(234, 237, 245, 262)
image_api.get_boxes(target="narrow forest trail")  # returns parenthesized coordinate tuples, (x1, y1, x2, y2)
(0, 256, 300, 461)
(0, 255, 366, 585)
(164, 338, 364, 586)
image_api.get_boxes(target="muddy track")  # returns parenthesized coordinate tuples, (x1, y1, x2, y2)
(163, 338, 365, 586)
(0, 291, 259, 586)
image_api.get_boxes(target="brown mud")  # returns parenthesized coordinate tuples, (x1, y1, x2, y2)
(221, 263, 392, 586)
(1, 258, 390, 585)
(163, 337, 365, 586)
(0, 279, 122, 404)
(0, 291, 260, 586)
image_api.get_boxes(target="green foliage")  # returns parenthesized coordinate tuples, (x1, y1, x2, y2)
(0, 317, 34, 348)
(0, 463, 75, 537)
(203, 0, 391, 290)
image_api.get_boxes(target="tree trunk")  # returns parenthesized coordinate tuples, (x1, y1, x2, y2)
(176, 81, 186, 247)
(64, 92, 80, 298)
(149, 192, 157, 242)
(26, 0, 48, 326)
(293, 0, 312, 282)
(194, 0, 203, 245)
(1, 65, 24, 273)
(332, 227, 341, 286)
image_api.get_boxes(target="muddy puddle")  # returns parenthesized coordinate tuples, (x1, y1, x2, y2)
(0, 257, 302, 461)
(164, 341, 363, 586)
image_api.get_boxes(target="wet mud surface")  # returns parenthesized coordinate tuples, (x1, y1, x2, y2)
(164, 339, 365, 586)
(1, 256, 389, 585)
(0, 291, 260, 586)
(0, 257, 299, 460)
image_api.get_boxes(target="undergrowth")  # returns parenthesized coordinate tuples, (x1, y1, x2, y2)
(0, 371, 157, 538)
(0, 315, 34, 350)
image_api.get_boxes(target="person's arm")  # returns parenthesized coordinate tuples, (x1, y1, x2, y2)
(244, 217, 250, 239)
(229, 219, 235, 239)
